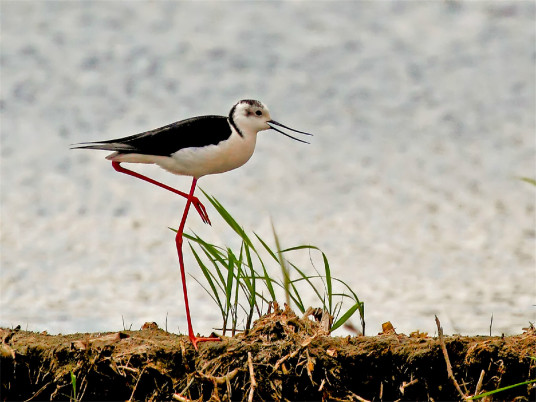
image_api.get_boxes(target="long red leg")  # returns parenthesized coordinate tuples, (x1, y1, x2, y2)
(176, 177, 221, 350)
(111, 161, 211, 225)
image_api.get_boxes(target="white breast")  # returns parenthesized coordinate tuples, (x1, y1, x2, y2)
(156, 128, 258, 178)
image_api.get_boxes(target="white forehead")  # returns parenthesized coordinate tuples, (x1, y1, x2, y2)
(236, 99, 269, 112)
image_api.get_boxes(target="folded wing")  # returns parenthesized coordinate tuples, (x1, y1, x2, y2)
(72, 115, 232, 156)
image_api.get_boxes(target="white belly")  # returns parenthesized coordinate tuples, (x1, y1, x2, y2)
(167, 131, 257, 178)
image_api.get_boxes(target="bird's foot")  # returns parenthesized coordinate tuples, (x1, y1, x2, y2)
(190, 334, 221, 351)
(191, 197, 211, 225)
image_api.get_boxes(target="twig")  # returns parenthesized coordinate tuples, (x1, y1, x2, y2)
(195, 368, 238, 402)
(78, 378, 89, 402)
(176, 376, 196, 400)
(247, 352, 257, 402)
(207, 361, 223, 377)
(318, 378, 326, 391)
(435, 315, 468, 401)
(305, 349, 316, 385)
(399, 378, 418, 395)
(272, 347, 301, 373)
(128, 366, 146, 402)
(172, 393, 193, 402)
(270, 334, 317, 376)
(22, 381, 53, 402)
(474, 369, 485, 396)
(116, 365, 140, 374)
(196, 367, 239, 385)
(348, 391, 371, 402)
(379, 381, 383, 400)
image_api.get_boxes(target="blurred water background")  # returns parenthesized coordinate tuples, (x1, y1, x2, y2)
(1, 1, 534, 336)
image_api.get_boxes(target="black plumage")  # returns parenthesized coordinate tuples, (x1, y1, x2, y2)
(73, 115, 233, 156)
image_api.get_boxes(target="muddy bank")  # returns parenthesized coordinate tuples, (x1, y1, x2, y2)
(2, 308, 535, 401)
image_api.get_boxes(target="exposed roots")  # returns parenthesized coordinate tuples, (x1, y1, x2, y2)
(2, 310, 535, 401)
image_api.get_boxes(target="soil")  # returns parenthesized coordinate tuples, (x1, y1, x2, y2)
(1, 306, 535, 401)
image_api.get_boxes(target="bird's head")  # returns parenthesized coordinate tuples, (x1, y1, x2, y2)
(229, 99, 313, 143)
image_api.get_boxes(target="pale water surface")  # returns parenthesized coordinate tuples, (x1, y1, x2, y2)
(1, 2, 535, 336)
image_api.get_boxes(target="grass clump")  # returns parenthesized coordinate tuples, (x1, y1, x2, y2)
(176, 191, 365, 337)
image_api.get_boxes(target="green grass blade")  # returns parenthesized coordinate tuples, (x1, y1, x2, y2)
(188, 245, 224, 309)
(331, 301, 362, 331)
(322, 251, 333, 314)
(201, 190, 255, 248)
(225, 248, 236, 311)
(519, 177, 536, 186)
(286, 245, 331, 313)
(244, 243, 257, 328)
(252, 290, 273, 305)
(332, 277, 360, 300)
(225, 246, 240, 335)
(254, 232, 282, 262)
(242, 243, 260, 317)
(184, 232, 226, 264)
(272, 222, 291, 307)
(287, 266, 326, 310)
(468, 379, 536, 400)
(281, 244, 320, 253)
(243, 243, 256, 295)
(287, 292, 305, 313)
(254, 251, 276, 300)
(288, 280, 305, 313)
(70, 371, 77, 402)
(187, 233, 227, 291)
(190, 275, 225, 315)
(197, 247, 226, 293)
(237, 243, 253, 295)
(333, 300, 343, 322)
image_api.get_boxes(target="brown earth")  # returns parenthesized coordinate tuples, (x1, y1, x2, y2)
(1, 306, 535, 401)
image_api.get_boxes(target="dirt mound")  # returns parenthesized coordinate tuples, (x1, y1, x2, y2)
(2, 306, 535, 401)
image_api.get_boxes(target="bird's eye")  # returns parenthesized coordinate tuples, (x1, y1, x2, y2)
(255, 110, 262, 116)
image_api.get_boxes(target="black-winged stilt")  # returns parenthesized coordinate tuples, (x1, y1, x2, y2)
(72, 99, 312, 349)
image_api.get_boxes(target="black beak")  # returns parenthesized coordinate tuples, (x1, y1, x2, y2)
(267, 120, 313, 144)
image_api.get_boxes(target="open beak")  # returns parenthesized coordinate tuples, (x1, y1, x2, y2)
(267, 120, 313, 144)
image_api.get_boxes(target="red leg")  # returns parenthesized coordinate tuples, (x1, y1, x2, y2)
(111, 161, 211, 225)
(176, 177, 221, 350)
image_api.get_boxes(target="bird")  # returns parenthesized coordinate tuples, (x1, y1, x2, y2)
(72, 99, 312, 349)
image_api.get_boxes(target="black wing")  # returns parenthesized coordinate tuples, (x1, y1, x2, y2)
(72, 115, 232, 156)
